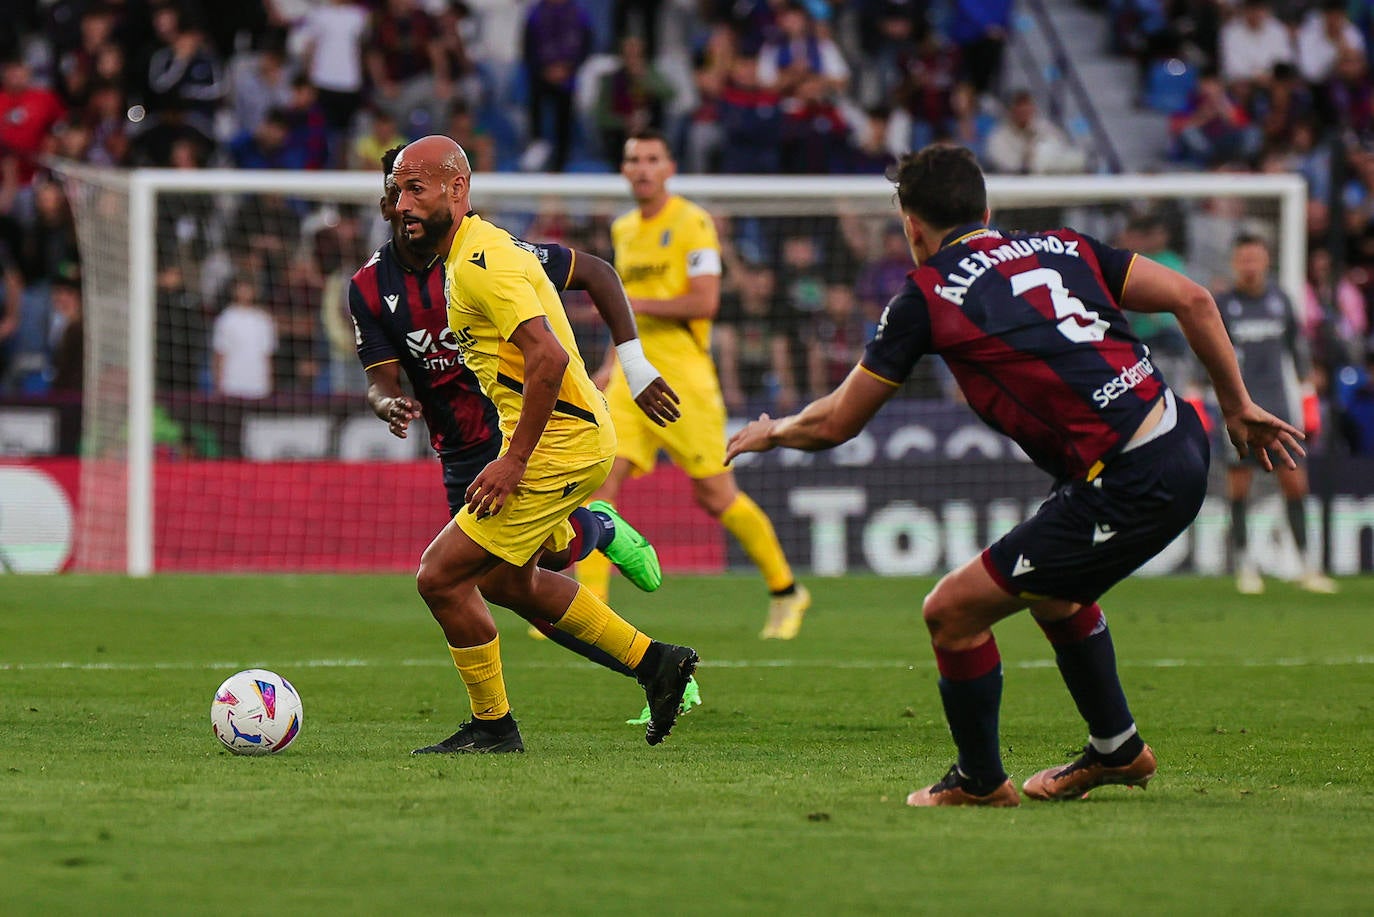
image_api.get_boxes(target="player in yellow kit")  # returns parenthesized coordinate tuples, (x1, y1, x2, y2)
(580, 129, 811, 640)
(391, 135, 697, 752)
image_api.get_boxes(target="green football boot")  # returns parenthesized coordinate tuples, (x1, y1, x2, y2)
(627, 675, 701, 726)
(589, 500, 662, 592)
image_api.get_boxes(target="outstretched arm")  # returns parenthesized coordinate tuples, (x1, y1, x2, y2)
(628, 272, 721, 321)
(726, 366, 897, 463)
(568, 249, 680, 426)
(1120, 255, 1305, 471)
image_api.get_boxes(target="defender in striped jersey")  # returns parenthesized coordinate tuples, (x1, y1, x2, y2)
(726, 145, 1304, 806)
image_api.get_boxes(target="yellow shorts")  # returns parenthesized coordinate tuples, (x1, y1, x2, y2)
(604, 359, 728, 479)
(456, 456, 615, 566)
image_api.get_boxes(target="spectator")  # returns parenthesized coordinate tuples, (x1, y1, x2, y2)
(852, 223, 914, 319)
(84, 80, 132, 166)
(146, 9, 226, 132)
(212, 278, 277, 399)
(230, 108, 308, 170)
(779, 72, 850, 173)
(230, 42, 295, 137)
(1248, 62, 1314, 147)
(291, 0, 369, 137)
(18, 182, 80, 286)
(1304, 248, 1368, 362)
(366, 0, 452, 136)
(126, 102, 217, 168)
(283, 76, 330, 169)
(838, 104, 910, 174)
(444, 100, 495, 174)
(352, 109, 408, 172)
(895, 27, 964, 140)
(271, 252, 324, 393)
(594, 35, 674, 169)
(717, 52, 783, 174)
(778, 233, 826, 317)
(614, 0, 662, 61)
(946, 0, 1013, 97)
(1218, 0, 1294, 88)
(522, 0, 595, 172)
(48, 269, 83, 395)
(804, 281, 869, 397)
(984, 90, 1088, 174)
(715, 262, 798, 414)
(0, 237, 20, 385)
(155, 263, 209, 394)
(1169, 73, 1258, 167)
(756, 1, 850, 98)
(1295, 0, 1364, 85)
(683, 25, 736, 173)
(0, 56, 66, 187)
(1322, 46, 1374, 137)
(855, 0, 925, 107)
(54, 4, 120, 110)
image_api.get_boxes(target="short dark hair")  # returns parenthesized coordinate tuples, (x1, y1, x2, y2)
(1233, 233, 1269, 252)
(625, 128, 673, 157)
(381, 143, 406, 180)
(888, 145, 987, 229)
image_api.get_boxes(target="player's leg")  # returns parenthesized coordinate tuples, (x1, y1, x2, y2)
(412, 520, 525, 754)
(1227, 463, 1262, 593)
(576, 457, 637, 601)
(1278, 464, 1337, 592)
(905, 555, 1025, 808)
(692, 470, 809, 640)
(537, 502, 661, 591)
(1019, 595, 1157, 800)
(481, 558, 698, 745)
(1020, 395, 1209, 800)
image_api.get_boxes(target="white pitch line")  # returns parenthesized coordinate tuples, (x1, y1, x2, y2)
(2, 656, 1373, 673)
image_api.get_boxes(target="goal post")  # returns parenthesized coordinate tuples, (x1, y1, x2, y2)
(55, 164, 1307, 576)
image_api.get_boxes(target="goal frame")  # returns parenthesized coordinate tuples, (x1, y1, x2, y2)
(99, 169, 1305, 575)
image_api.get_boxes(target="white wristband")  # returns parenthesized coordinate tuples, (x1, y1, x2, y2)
(615, 339, 661, 398)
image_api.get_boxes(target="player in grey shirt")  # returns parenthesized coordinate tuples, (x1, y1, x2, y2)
(1217, 235, 1336, 594)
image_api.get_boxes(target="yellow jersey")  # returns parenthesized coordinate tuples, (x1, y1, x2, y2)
(444, 213, 615, 470)
(611, 194, 722, 360)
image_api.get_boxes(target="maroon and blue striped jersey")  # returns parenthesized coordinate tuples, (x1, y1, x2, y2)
(861, 224, 1164, 480)
(349, 236, 576, 456)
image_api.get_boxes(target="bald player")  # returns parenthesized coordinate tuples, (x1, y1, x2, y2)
(393, 135, 698, 753)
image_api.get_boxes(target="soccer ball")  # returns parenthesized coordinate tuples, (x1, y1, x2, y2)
(210, 669, 303, 756)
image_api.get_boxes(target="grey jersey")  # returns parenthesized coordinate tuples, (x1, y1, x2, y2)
(1217, 283, 1310, 425)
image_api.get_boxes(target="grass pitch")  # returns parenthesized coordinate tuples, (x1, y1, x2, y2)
(2, 573, 1372, 915)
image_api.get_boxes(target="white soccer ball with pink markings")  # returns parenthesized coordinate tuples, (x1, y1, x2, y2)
(211, 669, 303, 756)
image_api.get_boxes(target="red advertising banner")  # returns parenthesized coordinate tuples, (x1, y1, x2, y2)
(0, 459, 725, 574)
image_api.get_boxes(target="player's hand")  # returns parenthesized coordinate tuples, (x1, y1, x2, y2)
(382, 396, 422, 439)
(725, 413, 777, 465)
(634, 376, 681, 426)
(465, 454, 527, 519)
(1225, 402, 1306, 472)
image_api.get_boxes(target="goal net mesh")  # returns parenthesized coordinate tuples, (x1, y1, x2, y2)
(57, 168, 1290, 576)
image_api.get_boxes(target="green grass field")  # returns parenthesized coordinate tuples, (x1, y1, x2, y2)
(2, 573, 1372, 915)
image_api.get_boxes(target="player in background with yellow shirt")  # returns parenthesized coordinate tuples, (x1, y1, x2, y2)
(392, 135, 698, 753)
(580, 129, 811, 641)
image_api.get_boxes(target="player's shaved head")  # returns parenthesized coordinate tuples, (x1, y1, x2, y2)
(391, 135, 473, 256)
(394, 135, 471, 184)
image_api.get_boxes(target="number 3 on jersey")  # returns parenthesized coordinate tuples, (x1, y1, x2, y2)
(1011, 267, 1109, 343)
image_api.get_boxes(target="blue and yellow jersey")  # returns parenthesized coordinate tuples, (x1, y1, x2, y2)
(611, 194, 721, 363)
(443, 213, 615, 470)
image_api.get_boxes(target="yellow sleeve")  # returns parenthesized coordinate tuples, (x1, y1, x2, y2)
(459, 242, 545, 339)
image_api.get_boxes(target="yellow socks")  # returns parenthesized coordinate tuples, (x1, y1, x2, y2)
(719, 493, 794, 592)
(575, 548, 612, 602)
(554, 585, 651, 670)
(448, 636, 510, 720)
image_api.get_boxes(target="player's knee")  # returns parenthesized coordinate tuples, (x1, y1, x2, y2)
(921, 581, 961, 640)
(415, 553, 460, 608)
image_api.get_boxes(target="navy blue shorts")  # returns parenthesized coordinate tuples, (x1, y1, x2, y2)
(983, 396, 1210, 605)
(441, 436, 502, 518)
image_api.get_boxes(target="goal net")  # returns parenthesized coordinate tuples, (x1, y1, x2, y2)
(54, 165, 1306, 577)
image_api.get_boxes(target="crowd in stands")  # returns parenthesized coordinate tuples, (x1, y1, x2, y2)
(0, 0, 1371, 454)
